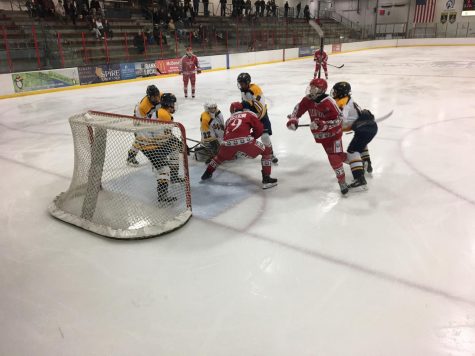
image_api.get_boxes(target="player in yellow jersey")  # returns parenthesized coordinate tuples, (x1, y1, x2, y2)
(198, 102, 224, 163)
(127, 85, 161, 166)
(237, 73, 278, 164)
(331, 81, 378, 190)
(134, 93, 184, 203)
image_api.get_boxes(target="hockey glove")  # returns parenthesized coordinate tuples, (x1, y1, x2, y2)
(286, 118, 299, 131)
(178, 71, 182, 75)
(197, 70, 202, 74)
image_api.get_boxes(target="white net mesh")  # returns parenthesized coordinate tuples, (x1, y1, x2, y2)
(49, 111, 192, 239)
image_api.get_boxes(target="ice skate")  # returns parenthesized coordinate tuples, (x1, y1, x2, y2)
(364, 160, 373, 174)
(349, 176, 368, 191)
(201, 170, 213, 180)
(262, 175, 278, 189)
(126, 150, 139, 167)
(339, 181, 349, 195)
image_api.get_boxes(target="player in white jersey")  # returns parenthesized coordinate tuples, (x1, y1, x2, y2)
(331, 81, 378, 190)
(198, 102, 225, 163)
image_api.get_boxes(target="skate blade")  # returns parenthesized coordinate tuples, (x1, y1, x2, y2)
(349, 185, 368, 192)
(262, 182, 278, 190)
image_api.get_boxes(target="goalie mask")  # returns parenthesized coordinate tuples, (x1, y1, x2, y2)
(160, 93, 177, 113)
(331, 82, 351, 100)
(204, 102, 217, 113)
(306, 78, 327, 99)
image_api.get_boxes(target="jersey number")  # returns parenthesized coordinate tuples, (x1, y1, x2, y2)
(227, 118, 242, 133)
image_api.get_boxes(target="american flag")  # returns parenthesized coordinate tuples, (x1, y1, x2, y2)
(413, 0, 436, 23)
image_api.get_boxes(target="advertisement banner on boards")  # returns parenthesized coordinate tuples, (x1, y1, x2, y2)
(120, 63, 137, 80)
(298, 46, 318, 57)
(78, 64, 121, 85)
(134, 61, 158, 77)
(11, 68, 80, 93)
(155, 58, 181, 74)
(332, 43, 342, 53)
(199, 57, 212, 70)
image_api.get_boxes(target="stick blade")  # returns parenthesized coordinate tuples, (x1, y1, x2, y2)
(375, 110, 394, 123)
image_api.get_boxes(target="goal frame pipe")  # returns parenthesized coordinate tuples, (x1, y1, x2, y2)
(87, 111, 192, 210)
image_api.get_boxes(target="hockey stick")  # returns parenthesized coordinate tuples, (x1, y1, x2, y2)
(298, 110, 394, 127)
(186, 137, 202, 144)
(328, 63, 344, 69)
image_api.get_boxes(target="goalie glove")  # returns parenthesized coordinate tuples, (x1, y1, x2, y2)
(286, 117, 299, 131)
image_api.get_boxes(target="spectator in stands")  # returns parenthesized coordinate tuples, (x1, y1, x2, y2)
(271, 0, 276, 16)
(245, 0, 251, 15)
(145, 28, 154, 45)
(168, 18, 176, 34)
(91, 17, 104, 39)
(296, 2, 301, 18)
(303, 4, 310, 20)
(193, 0, 199, 15)
(90, 0, 101, 17)
(203, 0, 209, 16)
(69, 0, 78, 25)
(220, 0, 226, 16)
(284, 1, 288, 17)
(177, 3, 185, 21)
(103, 19, 113, 39)
(55, 0, 67, 21)
(184, 4, 194, 25)
(134, 31, 145, 53)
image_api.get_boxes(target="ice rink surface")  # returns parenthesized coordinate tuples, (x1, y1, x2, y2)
(1, 46, 475, 356)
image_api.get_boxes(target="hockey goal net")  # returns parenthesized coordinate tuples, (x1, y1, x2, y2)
(49, 111, 192, 239)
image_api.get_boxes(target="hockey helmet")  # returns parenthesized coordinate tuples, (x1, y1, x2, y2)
(237, 72, 251, 91)
(160, 93, 177, 112)
(307, 78, 327, 99)
(185, 46, 193, 56)
(331, 82, 351, 99)
(146, 85, 160, 104)
(204, 102, 217, 113)
(230, 101, 244, 114)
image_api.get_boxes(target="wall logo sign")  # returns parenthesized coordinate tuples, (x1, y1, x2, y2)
(446, 0, 455, 9)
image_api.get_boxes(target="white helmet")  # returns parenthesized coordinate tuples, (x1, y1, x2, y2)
(204, 102, 218, 113)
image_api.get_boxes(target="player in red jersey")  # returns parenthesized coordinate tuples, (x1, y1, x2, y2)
(179, 46, 201, 98)
(286, 78, 349, 195)
(313, 49, 328, 79)
(201, 102, 278, 190)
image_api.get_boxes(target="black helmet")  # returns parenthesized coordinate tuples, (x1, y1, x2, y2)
(160, 93, 177, 109)
(331, 82, 351, 99)
(146, 85, 160, 98)
(237, 72, 251, 85)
